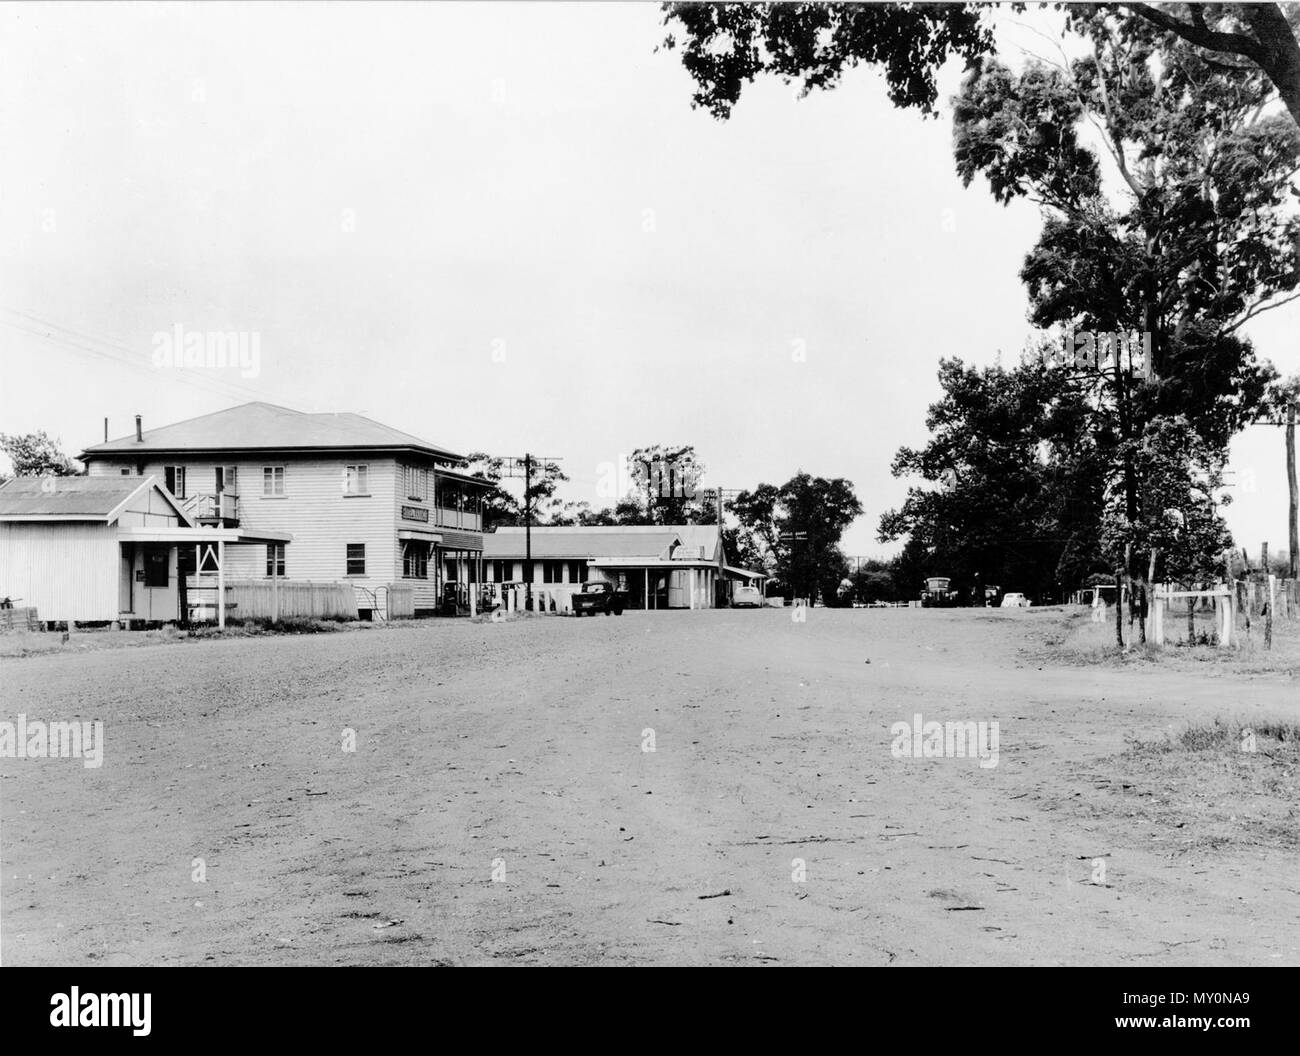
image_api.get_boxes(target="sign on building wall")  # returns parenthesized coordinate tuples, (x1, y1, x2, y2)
(401, 505, 429, 523)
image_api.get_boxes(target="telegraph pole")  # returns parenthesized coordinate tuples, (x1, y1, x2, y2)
(1288, 401, 1297, 579)
(525, 454, 532, 598)
(497, 453, 563, 610)
(704, 486, 743, 604)
(704, 487, 742, 530)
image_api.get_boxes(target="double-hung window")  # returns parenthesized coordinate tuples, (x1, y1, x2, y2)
(403, 541, 429, 579)
(346, 544, 366, 576)
(345, 464, 369, 496)
(404, 465, 427, 501)
(266, 544, 286, 578)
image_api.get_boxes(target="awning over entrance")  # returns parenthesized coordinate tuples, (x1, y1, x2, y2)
(398, 529, 443, 542)
(118, 526, 293, 629)
(118, 526, 293, 545)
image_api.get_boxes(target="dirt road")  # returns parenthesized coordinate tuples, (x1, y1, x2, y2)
(2, 608, 1296, 965)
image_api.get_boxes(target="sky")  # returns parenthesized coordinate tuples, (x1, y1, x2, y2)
(1, 1, 1298, 560)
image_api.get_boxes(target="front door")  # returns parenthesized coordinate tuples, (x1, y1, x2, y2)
(141, 545, 178, 621)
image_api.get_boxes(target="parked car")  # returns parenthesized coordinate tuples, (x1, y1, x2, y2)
(732, 585, 763, 608)
(571, 580, 626, 616)
(1000, 592, 1031, 608)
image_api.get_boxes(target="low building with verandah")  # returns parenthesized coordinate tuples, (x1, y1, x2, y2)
(0, 475, 290, 628)
(479, 524, 766, 610)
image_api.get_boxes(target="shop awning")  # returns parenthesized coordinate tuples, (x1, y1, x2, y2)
(723, 565, 766, 580)
(398, 529, 443, 542)
(436, 467, 497, 489)
(118, 526, 293, 546)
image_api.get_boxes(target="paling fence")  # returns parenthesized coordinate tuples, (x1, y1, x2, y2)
(479, 583, 579, 615)
(187, 579, 360, 622)
(0, 606, 41, 632)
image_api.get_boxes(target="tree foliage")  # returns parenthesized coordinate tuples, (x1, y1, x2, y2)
(878, 354, 1106, 599)
(953, 17, 1294, 585)
(0, 431, 79, 479)
(732, 471, 862, 603)
(659, 1, 991, 119)
(662, 3, 1300, 128)
(463, 453, 569, 529)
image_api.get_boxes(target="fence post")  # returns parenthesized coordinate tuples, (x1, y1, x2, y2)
(1115, 565, 1125, 648)
(1266, 574, 1275, 649)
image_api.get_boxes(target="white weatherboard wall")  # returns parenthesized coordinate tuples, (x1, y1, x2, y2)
(90, 456, 401, 610)
(394, 462, 441, 612)
(0, 522, 118, 622)
(116, 484, 188, 527)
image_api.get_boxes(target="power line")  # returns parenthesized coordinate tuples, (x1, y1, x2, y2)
(0, 306, 300, 411)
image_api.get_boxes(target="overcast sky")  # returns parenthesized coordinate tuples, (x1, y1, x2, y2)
(2, 2, 1297, 560)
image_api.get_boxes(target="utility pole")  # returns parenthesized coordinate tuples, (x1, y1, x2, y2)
(525, 454, 532, 600)
(1288, 401, 1297, 579)
(497, 453, 563, 610)
(704, 487, 742, 530)
(704, 487, 743, 605)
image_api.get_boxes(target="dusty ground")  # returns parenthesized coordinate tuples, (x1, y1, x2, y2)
(1, 607, 1297, 966)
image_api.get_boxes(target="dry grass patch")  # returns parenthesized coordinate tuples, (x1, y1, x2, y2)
(1042, 717, 1300, 857)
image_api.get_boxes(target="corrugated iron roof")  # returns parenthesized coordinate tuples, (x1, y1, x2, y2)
(80, 402, 463, 461)
(0, 475, 148, 518)
(484, 526, 683, 559)
(482, 525, 725, 561)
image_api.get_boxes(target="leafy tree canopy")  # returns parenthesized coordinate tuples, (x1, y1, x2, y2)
(0, 431, 79, 480)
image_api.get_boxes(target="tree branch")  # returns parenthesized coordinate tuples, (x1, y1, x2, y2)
(1125, 3, 1265, 62)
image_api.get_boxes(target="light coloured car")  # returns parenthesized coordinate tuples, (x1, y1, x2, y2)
(1000, 592, 1031, 608)
(732, 585, 763, 608)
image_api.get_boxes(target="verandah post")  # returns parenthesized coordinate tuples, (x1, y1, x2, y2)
(217, 539, 225, 630)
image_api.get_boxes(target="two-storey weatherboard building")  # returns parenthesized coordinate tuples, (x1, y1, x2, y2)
(78, 402, 491, 618)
